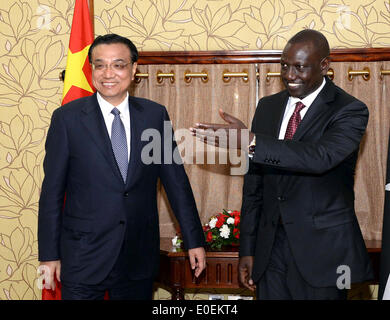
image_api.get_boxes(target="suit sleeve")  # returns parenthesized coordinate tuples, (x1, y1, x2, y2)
(252, 99, 369, 174)
(239, 110, 263, 257)
(38, 109, 69, 261)
(239, 162, 263, 256)
(159, 108, 206, 250)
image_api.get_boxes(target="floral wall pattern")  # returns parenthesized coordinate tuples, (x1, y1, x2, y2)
(0, 0, 388, 299)
(93, 0, 390, 50)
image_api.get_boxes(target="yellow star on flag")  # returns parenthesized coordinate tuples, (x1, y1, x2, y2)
(62, 45, 94, 101)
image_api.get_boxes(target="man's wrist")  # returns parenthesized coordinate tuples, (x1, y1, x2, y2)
(248, 133, 256, 158)
(249, 132, 255, 143)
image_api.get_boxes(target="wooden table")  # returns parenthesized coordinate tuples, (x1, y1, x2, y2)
(157, 238, 381, 300)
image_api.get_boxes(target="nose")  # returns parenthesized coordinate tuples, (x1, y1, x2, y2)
(102, 66, 115, 78)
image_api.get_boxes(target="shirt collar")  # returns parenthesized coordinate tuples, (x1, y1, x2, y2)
(96, 92, 129, 117)
(289, 77, 326, 108)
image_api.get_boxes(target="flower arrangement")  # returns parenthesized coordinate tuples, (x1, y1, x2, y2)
(173, 209, 240, 250)
(203, 209, 240, 249)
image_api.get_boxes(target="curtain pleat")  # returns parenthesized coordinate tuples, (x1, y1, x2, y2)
(133, 64, 257, 237)
(257, 62, 285, 98)
(331, 61, 390, 240)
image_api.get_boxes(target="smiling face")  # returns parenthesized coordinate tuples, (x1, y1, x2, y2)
(91, 42, 137, 106)
(280, 41, 329, 99)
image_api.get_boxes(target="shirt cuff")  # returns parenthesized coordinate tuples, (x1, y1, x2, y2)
(248, 135, 256, 158)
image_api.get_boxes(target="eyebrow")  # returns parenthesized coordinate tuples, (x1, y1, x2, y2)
(280, 58, 307, 65)
(92, 58, 127, 62)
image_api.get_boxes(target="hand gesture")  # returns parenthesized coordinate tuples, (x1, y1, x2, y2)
(190, 109, 253, 150)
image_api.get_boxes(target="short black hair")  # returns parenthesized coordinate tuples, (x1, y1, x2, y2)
(88, 33, 139, 63)
(288, 29, 330, 59)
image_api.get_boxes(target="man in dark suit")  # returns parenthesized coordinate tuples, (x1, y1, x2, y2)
(191, 29, 373, 299)
(38, 34, 206, 300)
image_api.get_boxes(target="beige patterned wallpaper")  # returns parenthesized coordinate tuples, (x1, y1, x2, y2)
(0, 0, 388, 300)
(94, 0, 390, 49)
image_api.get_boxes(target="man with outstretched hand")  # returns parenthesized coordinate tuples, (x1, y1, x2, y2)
(191, 30, 373, 300)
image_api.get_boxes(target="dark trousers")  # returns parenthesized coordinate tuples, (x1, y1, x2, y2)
(61, 277, 154, 300)
(256, 223, 348, 300)
(61, 240, 154, 300)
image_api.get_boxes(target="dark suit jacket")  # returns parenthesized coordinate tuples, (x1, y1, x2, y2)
(38, 93, 205, 285)
(239, 78, 374, 287)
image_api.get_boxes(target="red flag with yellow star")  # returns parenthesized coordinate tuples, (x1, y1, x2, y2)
(42, 0, 94, 300)
(61, 0, 95, 105)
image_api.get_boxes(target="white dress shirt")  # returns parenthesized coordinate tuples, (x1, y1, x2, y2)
(278, 77, 326, 139)
(97, 92, 131, 161)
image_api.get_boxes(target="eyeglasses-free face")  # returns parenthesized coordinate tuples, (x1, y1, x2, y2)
(91, 43, 137, 106)
(280, 41, 329, 99)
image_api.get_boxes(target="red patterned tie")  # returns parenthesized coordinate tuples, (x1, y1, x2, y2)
(284, 101, 306, 140)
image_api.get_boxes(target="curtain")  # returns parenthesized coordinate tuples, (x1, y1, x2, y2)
(132, 60, 389, 241)
(132, 64, 257, 237)
(330, 61, 390, 240)
(257, 62, 285, 98)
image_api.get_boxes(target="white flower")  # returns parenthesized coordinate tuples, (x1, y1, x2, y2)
(172, 236, 180, 247)
(209, 217, 218, 229)
(226, 217, 235, 224)
(220, 224, 230, 239)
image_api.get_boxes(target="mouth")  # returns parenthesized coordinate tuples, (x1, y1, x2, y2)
(101, 82, 117, 88)
(287, 83, 302, 89)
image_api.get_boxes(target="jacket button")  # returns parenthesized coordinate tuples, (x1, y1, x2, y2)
(119, 220, 125, 225)
(277, 196, 285, 201)
(124, 192, 129, 197)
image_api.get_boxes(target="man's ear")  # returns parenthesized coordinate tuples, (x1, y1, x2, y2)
(131, 62, 138, 80)
(320, 56, 330, 75)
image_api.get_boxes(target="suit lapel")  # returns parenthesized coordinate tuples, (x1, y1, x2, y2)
(277, 79, 335, 193)
(292, 78, 335, 141)
(260, 91, 289, 138)
(81, 94, 124, 184)
(125, 97, 145, 188)
(274, 92, 289, 138)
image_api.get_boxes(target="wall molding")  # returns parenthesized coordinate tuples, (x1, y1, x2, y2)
(138, 48, 390, 65)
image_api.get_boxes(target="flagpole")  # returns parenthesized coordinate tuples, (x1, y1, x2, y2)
(88, 0, 94, 33)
